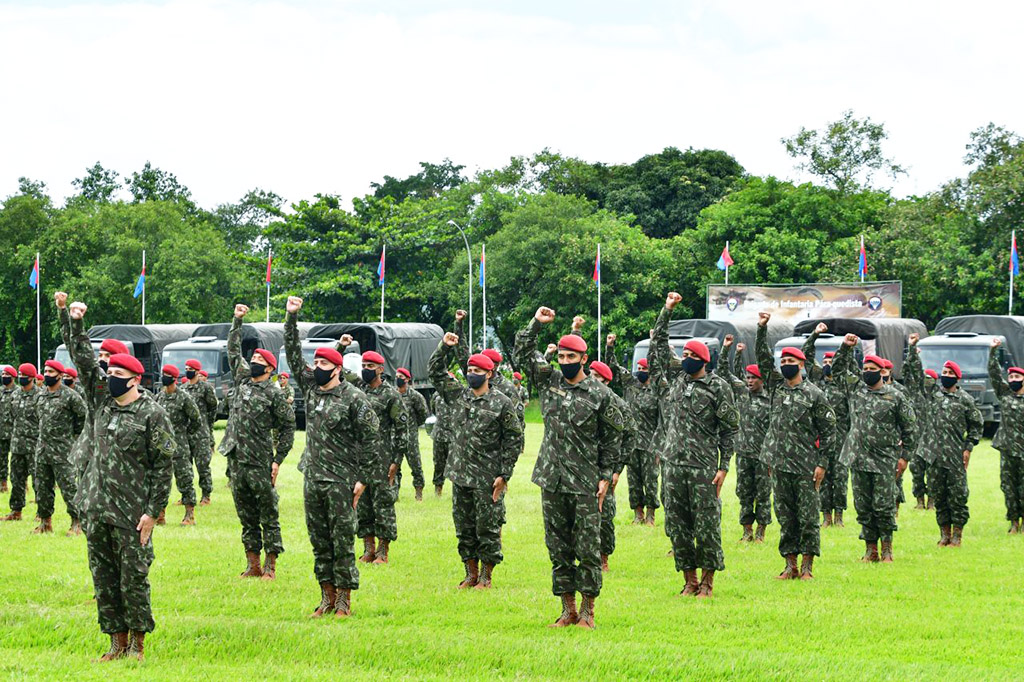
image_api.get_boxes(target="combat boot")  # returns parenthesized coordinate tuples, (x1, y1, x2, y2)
(740, 525, 753, 542)
(799, 554, 814, 580)
(359, 536, 376, 563)
(1, 511, 22, 521)
(696, 570, 715, 599)
(435, 485, 443, 497)
(373, 540, 390, 564)
(645, 507, 656, 526)
(548, 593, 578, 627)
(754, 524, 766, 543)
(200, 496, 211, 506)
(600, 554, 609, 572)
(66, 518, 82, 537)
(334, 588, 351, 618)
(458, 559, 479, 589)
(576, 594, 596, 629)
(156, 509, 166, 526)
(680, 570, 699, 596)
(1009, 519, 1020, 534)
(822, 511, 833, 528)
(95, 632, 128, 662)
(240, 551, 263, 578)
(310, 582, 336, 618)
(32, 517, 53, 534)
(914, 497, 926, 510)
(776, 554, 799, 580)
(632, 507, 644, 525)
(127, 631, 145, 662)
(861, 542, 880, 563)
(880, 540, 894, 563)
(938, 525, 952, 546)
(180, 505, 196, 526)
(950, 526, 963, 547)
(926, 497, 934, 510)
(415, 487, 423, 502)
(834, 511, 845, 527)
(261, 553, 278, 580)
(476, 563, 494, 589)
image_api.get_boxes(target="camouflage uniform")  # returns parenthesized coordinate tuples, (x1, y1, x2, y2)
(514, 317, 624, 599)
(902, 346, 938, 504)
(431, 392, 452, 488)
(280, 381, 295, 407)
(835, 343, 917, 544)
(607, 349, 661, 512)
(286, 313, 379, 591)
(155, 388, 203, 508)
(0, 383, 14, 485)
(34, 384, 87, 522)
(7, 384, 41, 514)
(600, 389, 635, 558)
(218, 317, 296, 557)
(429, 342, 523, 566)
(182, 378, 217, 500)
(989, 347, 1024, 523)
(651, 306, 738, 573)
(718, 344, 773, 528)
(756, 324, 837, 559)
(399, 386, 428, 491)
(803, 330, 853, 516)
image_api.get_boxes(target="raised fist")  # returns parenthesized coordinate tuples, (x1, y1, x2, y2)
(758, 312, 771, 327)
(339, 334, 354, 348)
(54, 292, 68, 309)
(286, 296, 303, 314)
(723, 334, 734, 348)
(992, 337, 1002, 348)
(572, 316, 586, 331)
(815, 322, 828, 335)
(234, 304, 250, 319)
(665, 292, 682, 310)
(909, 333, 920, 346)
(455, 309, 467, 322)
(737, 342, 746, 353)
(69, 301, 87, 320)
(535, 307, 556, 324)
(443, 332, 459, 347)
(844, 333, 859, 347)
(606, 333, 616, 347)
(545, 343, 558, 355)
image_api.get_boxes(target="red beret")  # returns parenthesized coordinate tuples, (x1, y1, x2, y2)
(362, 351, 385, 365)
(279, 372, 290, 379)
(823, 352, 836, 359)
(199, 370, 209, 378)
(2, 365, 16, 377)
(314, 347, 344, 367)
(109, 353, 144, 375)
(99, 338, 129, 355)
(482, 349, 503, 365)
(684, 340, 711, 364)
(925, 369, 938, 379)
(558, 334, 588, 353)
(637, 358, 649, 369)
(513, 372, 522, 381)
(780, 347, 805, 361)
(589, 361, 613, 382)
(185, 359, 203, 370)
(36, 375, 43, 381)
(1008, 367, 1024, 376)
(863, 355, 885, 368)
(880, 358, 893, 370)
(18, 363, 37, 377)
(62, 367, 78, 379)
(396, 367, 412, 379)
(162, 364, 180, 379)
(745, 364, 762, 379)
(944, 361, 962, 379)
(468, 354, 494, 371)
(44, 360, 64, 374)
(179, 377, 187, 384)
(252, 348, 277, 370)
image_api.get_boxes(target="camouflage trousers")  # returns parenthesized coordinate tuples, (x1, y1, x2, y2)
(663, 464, 725, 572)
(819, 451, 848, 513)
(192, 434, 213, 498)
(0, 436, 9, 481)
(736, 454, 772, 526)
(600, 487, 616, 557)
(626, 448, 659, 510)
(910, 453, 929, 501)
(432, 438, 450, 488)
(452, 484, 503, 565)
(773, 471, 820, 557)
(172, 455, 197, 507)
(929, 464, 969, 528)
(304, 477, 359, 590)
(83, 516, 155, 634)
(357, 481, 398, 542)
(7, 448, 33, 513)
(398, 437, 425, 490)
(35, 451, 78, 521)
(541, 489, 602, 597)
(999, 453, 1024, 521)
(229, 462, 284, 555)
(851, 469, 898, 543)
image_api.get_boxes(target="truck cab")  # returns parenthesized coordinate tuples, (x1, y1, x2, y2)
(630, 336, 721, 373)
(275, 337, 362, 422)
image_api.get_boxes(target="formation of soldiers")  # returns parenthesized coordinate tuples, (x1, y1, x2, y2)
(2, 287, 1022, 660)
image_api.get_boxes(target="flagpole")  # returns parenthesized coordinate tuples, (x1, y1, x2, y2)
(35, 252, 40, 368)
(860, 235, 865, 284)
(724, 240, 729, 286)
(380, 244, 386, 324)
(265, 247, 272, 323)
(141, 250, 146, 325)
(597, 243, 602, 362)
(481, 243, 487, 348)
(1011, 231, 1016, 315)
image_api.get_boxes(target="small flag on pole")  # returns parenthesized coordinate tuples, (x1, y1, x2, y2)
(716, 244, 734, 271)
(377, 247, 386, 287)
(133, 266, 146, 299)
(859, 235, 868, 279)
(29, 256, 39, 289)
(266, 251, 273, 285)
(479, 246, 485, 288)
(593, 247, 601, 286)
(1011, 231, 1019, 277)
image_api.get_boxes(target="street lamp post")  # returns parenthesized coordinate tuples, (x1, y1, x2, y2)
(447, 220, 473, 352)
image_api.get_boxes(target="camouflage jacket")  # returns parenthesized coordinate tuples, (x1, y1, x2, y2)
(838, 384, 917, 473)
(0, 385, 16, 440)
(757, 323, 837, 475)
(606, 349, 660, 439)
(803, 329, 853, 434)
(183, 379, 218, 431)
(35, 385, 87, 459)
(990, 346, 1024, 458)
(218, 316, 296, 468)
(285, 312, 380, 484)
(155, 388, 202, 460)
(606, 386, 637, 476)
(281, 382, 295, 405)
(429, 342, 523, 488)
(513, 318, 624, 494)
(76, 390, 176, 530)
(650, 306, 738, 472)
(901, 346, 941, 457)
(718, 344, 771, 462)
(66, 307, 108, 421)
(431, 392, 453, 442)
(9, 385, 42, 454)
(401, 387, 428, 447)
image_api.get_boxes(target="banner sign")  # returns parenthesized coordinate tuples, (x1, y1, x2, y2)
(707, 282, 902, 322)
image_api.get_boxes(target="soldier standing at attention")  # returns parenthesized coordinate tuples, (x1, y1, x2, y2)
(286, 297, 379, 618)
(756, 312, 836, 580)
(154, 364, 203, 527)
(396, 367, 428, 501)
(989, 338, 1024, 533)
(61, 367, 86, 400)
(278, 373, 295, 408)
(182, 359, 217, 505)
(513, 306, 623, 629)
(33, 359, 87, 535)
(218, 304, 296, 580)
(1, 362, 42, 522)
(0, 365, 16, 493)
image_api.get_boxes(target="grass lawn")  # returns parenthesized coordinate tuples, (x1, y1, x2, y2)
(1, 425, 1023, 680)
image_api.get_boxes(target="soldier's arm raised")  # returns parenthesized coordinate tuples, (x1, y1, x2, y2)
(755, 315, 780, 390)
(903, 335, 924, 397)
(227, 310, 249, 380)
(513, 308, 555, 388)
(454, 313, 470, 375)
(284, 302, 313, 395)
(802, 325, 823, 382)
(989, 341, 1011, 399)
(428, 336, 463, 404)
(649, 296, 676, 385)
(605, 335, 637, 389)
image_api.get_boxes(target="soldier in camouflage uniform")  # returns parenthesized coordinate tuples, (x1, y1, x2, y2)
(219, 304, 296, 579)
(606, 334, 661, 527)
(756, 312, 836, 580)
(336, 336, 410, 565)
(650, 293, 738, 597)
(988, 338, 1024, 533)
(183, 359, 217, 505)
(61, 367, 86, 400)
(33, 359, 87, 535)
(875, 358, 911, 513)
(430, 332, 522, 589)
(396, 367, 428, 500)
(1, 362, 42, 521)
(513, 372, 528, 413)
(155, 364, 203, 527)
(278, 373, 295, 408)
(834, 337, 917, 562)
(902, 336, 939, 510)
(431, 390, 452, 496)
(719, 336, 773, 543)
(0, 365, 15, 493)
(66, 296, 176, 661)
(514, 306, 624, 629)
(286, 298, 380, 618)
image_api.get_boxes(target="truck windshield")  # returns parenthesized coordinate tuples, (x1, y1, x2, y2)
(162, 349, 227, 377)
(918, 346, 989, 378)
(277, 348, 318, 375)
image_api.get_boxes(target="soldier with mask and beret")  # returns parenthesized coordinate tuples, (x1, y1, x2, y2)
(988, 338, 1024, 533)
(1, 362, 42, 522)
(154, 364, 204, 527)
(395, 366, 428, 501)
(0, 365, 17, 494)
(182, 358, 217, 506)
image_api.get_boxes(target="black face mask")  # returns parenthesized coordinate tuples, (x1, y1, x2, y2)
(1010, 380, 1024, 393)
(635, 371, 649, 384)
(780, 364, 801, 380)
(361, 369, 378, 384)
(107, 375, 132, 398)
(467, 373, 487, 390)
(185, 370, 197, 380)
(396, 377, 406, 388)
(559, 362, 582, 381)
(941, 376, 958, 389)
(63, 379, 74, 387)
(681, 357, 704, 375)
(98, 359, 109, 372)
(862, 370, 882, 386)
(884, 375, 893, 384)
(161, 375, 175, 387)
(44, 375, 59, 387)
(2, 376, 11, 386)
(313, 367, 335, 387)
(18, 377, 30, 387)
(250, 363, 269, 378)
(822, 364, 833, 377)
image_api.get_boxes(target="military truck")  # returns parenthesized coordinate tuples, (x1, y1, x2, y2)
(791, 317, 928, 378)
(276, 337, 362, 423)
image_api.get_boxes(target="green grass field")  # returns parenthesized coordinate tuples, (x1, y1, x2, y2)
(2, 424, 1023, 680)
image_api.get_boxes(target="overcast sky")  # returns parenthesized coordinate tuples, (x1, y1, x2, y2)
(1, 0, 1021, 209)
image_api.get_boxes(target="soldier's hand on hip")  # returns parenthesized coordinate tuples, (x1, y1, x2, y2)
(234, 303, 250, 319)
(353, 481, 366, 509)
(271, 462, 280, 487)
(712, 469, 727, 498)
(492, 476, 507, 503)
(286, 296, 303, 313)
(137, 514, 156, 545)
(535, 307, 556, 324)
(813, 466, 826, 491)
(597, 479, 609, 511)
(54, 291, 68, 308)
(388, 463, 398, 486)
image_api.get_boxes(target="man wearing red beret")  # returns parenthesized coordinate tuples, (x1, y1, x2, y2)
(902, 335, 940, 509)
(988, 337, 1024, 533)
(33, 359, 87, 535)
(1, 362, 42, 522)
(154, 364, 204, 527)
(182, 358, 217, 506)
(0, 365, 17, 493)
(395, 366, 428, 501)
(514, 305, 624, 629)
(219, 304, 296, 580)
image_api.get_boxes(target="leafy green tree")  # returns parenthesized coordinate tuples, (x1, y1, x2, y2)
(127, 162, 197, 214)
(371, 159, 467, 201)
(70, 162, 122, 203)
